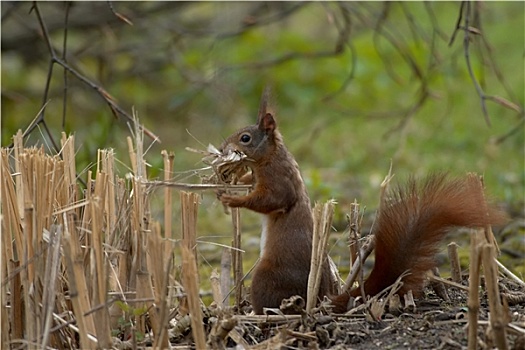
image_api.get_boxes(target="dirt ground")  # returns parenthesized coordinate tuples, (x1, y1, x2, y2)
(152, 274, 524, 350)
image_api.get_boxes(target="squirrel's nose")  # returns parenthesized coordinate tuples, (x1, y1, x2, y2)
(222, 143, 237, 155)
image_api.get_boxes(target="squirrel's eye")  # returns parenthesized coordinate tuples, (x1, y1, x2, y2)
(240, 133, 251, 144)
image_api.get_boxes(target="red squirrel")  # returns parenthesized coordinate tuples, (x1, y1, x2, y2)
(218, 91, 507, 314)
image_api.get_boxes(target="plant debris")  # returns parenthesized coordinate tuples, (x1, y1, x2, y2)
(2, 131, 523, 350)
(187, 144, 251, 185)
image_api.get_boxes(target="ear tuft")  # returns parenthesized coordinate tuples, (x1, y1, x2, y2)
(257, 86, 271, 123)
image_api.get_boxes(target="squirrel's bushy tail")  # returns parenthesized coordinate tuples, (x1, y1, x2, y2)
(331, 173, 507, 313)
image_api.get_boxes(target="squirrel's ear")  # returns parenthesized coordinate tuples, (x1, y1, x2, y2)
(258, 113, 276, 134)
(256, 87, 275, 134)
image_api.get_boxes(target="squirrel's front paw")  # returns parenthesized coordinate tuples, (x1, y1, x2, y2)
(219, 193, 244, 208)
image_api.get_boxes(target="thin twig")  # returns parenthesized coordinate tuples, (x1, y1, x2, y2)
(449, 2, 523, 129)
(220, 49, 343, 73)
(494, 117, 525, 144)
(461, 1, 491, 126)
(322, 2, 357, 101)
(373, 2, 424, 83)
(107, 1, 134, 26)
(448, 1, 466, 47)
(61, 1, 71, 129)
(144, 179, 251, 192)
(29, 2, 159, 144)
(496, 260, 525, 287)
(428, 274, 469, 292)
(232, 207, 244, 309)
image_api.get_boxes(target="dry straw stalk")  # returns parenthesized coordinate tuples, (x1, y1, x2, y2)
(306, 199, 335, 313)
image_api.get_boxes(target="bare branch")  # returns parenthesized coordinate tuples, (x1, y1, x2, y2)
(28, 2, 159, 144)
(448, 1, 466, 47)
(448, 1, 524, 132)
(322, 2, 358, 101)
(461, 1, 492, 126)
(107, 1, 133, 26)
(61, 1, 71, 129)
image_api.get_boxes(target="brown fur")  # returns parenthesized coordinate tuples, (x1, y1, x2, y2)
(330, 173, 507, 313)
(220, 90, 507, 315)
(219, 92, 335, 314)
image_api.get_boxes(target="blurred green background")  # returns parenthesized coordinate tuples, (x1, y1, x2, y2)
(2, 2, 524, 278)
